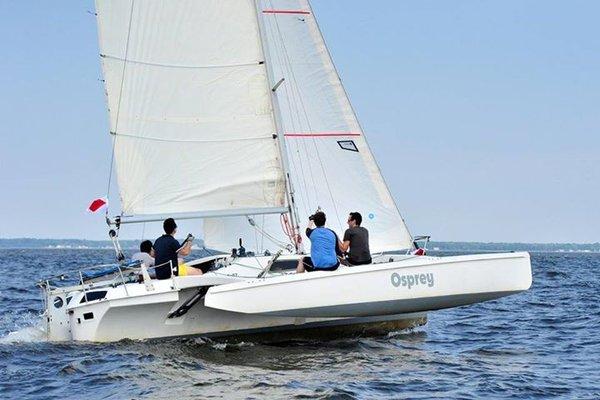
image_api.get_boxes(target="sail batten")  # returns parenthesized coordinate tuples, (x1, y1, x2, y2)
(100, 54, 263, 70)
(110, 132, 275, 144)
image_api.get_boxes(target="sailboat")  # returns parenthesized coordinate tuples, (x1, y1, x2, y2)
(39, 0, 532, 342)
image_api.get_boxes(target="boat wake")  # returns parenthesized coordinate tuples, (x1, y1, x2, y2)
(210, 341, 255, 351)
(190, 337, 256, 351)
(0, 313, 45, 344)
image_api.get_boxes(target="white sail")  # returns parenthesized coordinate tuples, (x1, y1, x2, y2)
(205, 0, 414, 253)
(95, 0, 286, 217)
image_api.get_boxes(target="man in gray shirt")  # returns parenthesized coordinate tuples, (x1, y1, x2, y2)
(339, 212, 372, 265)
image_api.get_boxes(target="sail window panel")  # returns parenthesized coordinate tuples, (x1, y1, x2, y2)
(337, 140, 359, 152)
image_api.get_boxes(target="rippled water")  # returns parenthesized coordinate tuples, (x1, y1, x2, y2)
(0, 249, 598, 399)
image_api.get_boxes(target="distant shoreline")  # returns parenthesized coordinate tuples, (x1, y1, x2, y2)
(0, 238, 598, 253)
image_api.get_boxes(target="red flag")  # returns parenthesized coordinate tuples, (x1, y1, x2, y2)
(87, 198, 108, 213)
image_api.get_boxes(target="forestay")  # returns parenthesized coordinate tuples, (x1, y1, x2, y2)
(204, 0, 414, 254)
(96, 0, 286, 216)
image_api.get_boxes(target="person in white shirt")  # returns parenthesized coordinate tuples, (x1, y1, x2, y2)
(132, 240, 155, 267)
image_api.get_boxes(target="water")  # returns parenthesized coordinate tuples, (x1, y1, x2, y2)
(0, 249, 598, 399)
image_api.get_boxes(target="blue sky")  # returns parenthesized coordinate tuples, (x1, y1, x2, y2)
(0, 1, 598, 242)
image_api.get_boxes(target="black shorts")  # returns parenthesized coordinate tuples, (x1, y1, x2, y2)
(301, 257, 339, 272)
(348, 258, 372, 266)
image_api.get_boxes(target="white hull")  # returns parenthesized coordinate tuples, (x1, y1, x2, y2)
(48, 278, 426, 342)
(205, 252, 532, 318)
(42, 252, 531, 342)
(68, 294, 426, 342)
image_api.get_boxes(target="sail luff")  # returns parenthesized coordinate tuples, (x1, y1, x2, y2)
(253, 0, 301, 250)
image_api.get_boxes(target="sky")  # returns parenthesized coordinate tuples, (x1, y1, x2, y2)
(0, 1, 598, 243)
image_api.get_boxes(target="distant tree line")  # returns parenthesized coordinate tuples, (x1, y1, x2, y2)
(429, 241, 600, 252)
(0, 238, 598, 252)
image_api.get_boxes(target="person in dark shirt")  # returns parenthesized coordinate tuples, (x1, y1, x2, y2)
(339, 212, 372, 265)
(153, 218, 201, 279)
(297, 211, 342, 273)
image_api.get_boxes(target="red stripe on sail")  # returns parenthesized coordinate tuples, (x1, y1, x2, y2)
(284, 132, 361, 137)
(87, 198, 107, 213)
(262, 9, 311, 15)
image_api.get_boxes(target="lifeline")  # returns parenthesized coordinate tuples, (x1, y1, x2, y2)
(390, 272, 434, 289)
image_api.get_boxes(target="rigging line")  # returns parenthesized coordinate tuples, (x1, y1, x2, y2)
(286, 145, 310, 216)
(210, 271, 261, 279)
(266, 3, 316, 212)
(279, 63, 314, 214)
(252, 214, 259, 254)
(269, 5, 342, 229)
(210, 268, 290, 279)
(273, 70, 311, 213)
(306, 0, 413, 242)
(294, 4, 343, 231)
(257, 2, 301, 244)
(260, 214, 265, 251)
(106, 0, 136, 204)
(264, 13, 311, 216)
(266, 5, 313, 222)
(249, 216, 292, 250)
(253, 255, 265, 270)
(105, 136, 117, 206)
(269, 2, 326, 188)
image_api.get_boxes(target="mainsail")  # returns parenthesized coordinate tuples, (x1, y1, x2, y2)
(95, 0, 287, 217)
(204, 0, 414, 253)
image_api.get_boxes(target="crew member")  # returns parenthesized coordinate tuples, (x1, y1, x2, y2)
(297, 211, 341, 273)
(153, 218, 202, 279)
(339, 212, 372, 265)
(131, 240, 155, 267)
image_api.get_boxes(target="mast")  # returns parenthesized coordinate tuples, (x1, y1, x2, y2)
(253, 0, 302, 252)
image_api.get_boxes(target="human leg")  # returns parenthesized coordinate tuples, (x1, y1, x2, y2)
(185, 266, 203, 275)
(297, 257, 315, 273)
(177, 262, 203, 276)
(297, 257, 306, 273)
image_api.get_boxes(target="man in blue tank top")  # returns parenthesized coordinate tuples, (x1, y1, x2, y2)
(297, 211, 341, 273)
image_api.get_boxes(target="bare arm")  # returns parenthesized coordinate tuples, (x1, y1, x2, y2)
(178, 241, 192, 256)
(340, 229, 350, 252)
(339, 240, 350, 253)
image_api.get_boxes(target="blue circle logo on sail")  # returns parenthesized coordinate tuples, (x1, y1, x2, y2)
(368, 213, 374, 220)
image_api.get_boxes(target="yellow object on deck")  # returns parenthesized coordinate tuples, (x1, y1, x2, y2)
(178, 262, 189, 277)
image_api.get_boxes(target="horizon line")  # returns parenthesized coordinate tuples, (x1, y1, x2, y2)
(0, 237, 598, 246)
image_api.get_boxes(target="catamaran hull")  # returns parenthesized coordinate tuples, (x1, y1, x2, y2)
(45, 252, 530, 342)
(204, 252, 532, 318)
(65, 290, 426, 342)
